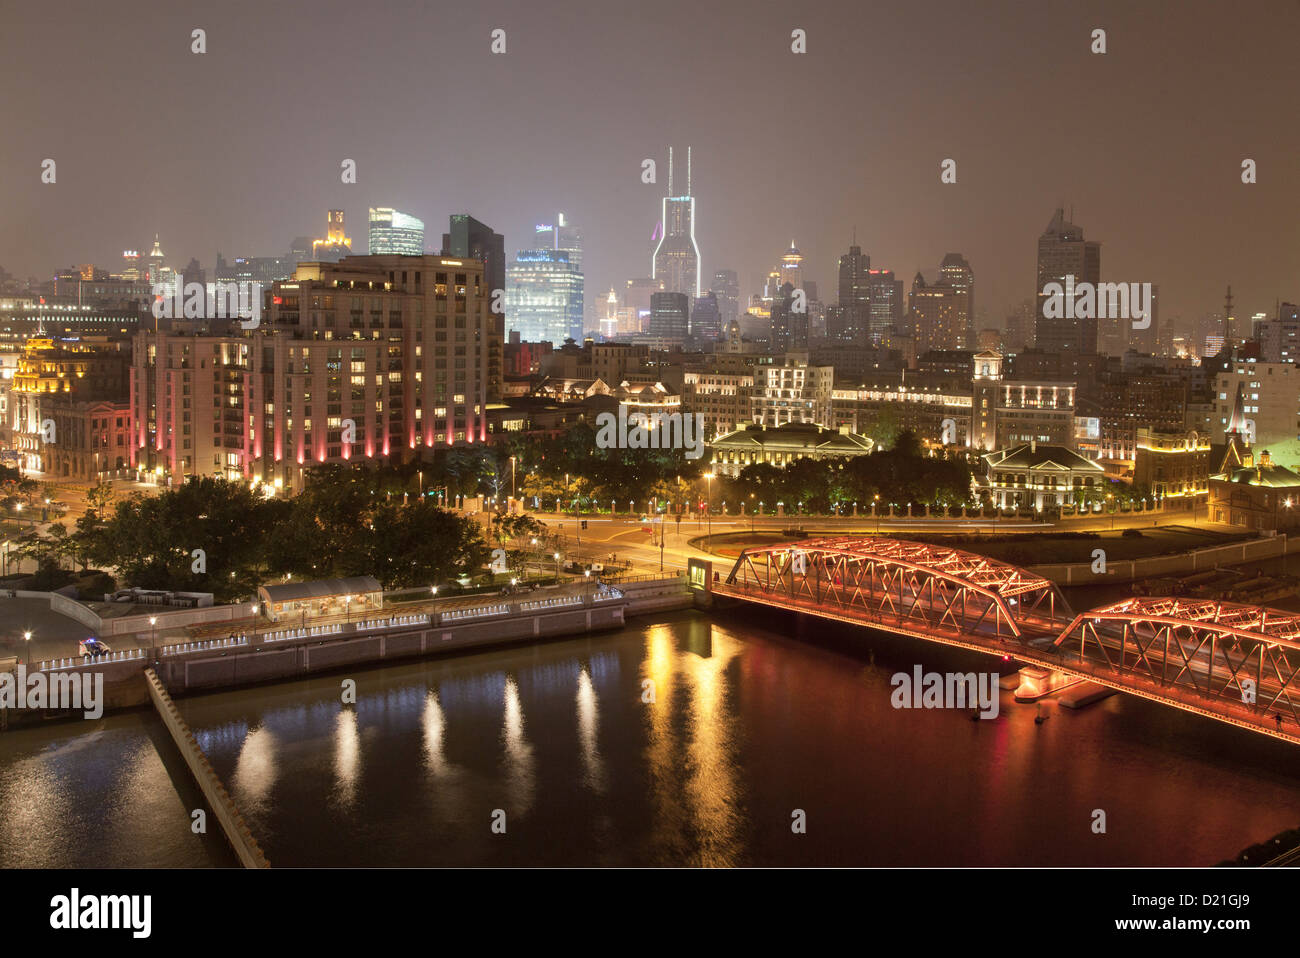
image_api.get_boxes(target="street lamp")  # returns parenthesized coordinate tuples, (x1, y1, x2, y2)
(874, 494, 881, 534)
(23, 630, 31, 665)
(149, 616, 157, 649)
(704, 473, 715, 536)
(554, 552, 561, 579)
(344, 595, 352, 624)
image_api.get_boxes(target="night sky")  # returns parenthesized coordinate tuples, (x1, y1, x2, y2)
(3, 0, 1297, 327)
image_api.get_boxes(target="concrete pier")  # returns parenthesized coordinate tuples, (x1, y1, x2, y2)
(144, 668, 270, 869)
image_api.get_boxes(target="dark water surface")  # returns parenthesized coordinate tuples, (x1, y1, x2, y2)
(2, 606, 1298, 866)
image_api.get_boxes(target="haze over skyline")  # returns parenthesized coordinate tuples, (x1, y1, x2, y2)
(3, 0, 1297, 327)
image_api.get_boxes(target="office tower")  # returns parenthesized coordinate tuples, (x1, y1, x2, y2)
(648, 291, 689, 343)
(769, 282, 808, 352)
(147, 235, 166, 281)
(443, 214, 506, 400)
(867, 268, 903, 345)
(368, 208, 425, 255)
(908, 271, 967, 353)
(779, 241, 805, 291)
(690, 292, 722, 342)
(1036, 208, 1101, 353)
(651, 146, 702, 297)
(442, 214, 506, 297)
(311, 210, 352, 262)
(712, 269, 740, 328)
(1004, 298, 1036, 352)
(836, 243, 872, 345)
(506, 249, 583, 345)
(938, 252, 975, 348)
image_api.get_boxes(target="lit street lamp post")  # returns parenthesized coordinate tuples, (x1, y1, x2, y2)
(23, 630, 31, 665)
(149, 616, 157, 650)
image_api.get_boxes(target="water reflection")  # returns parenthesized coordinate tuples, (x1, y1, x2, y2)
(501, 675, 536, 816)
(575, 666, 606, 793)
(333, 709, 361, 808)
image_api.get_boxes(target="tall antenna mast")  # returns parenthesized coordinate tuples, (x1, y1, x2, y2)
(687, 146, 692, 196)
(667, 146, 673, 195)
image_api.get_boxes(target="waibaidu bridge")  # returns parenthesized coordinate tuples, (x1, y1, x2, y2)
(714, 537, 1300, 745)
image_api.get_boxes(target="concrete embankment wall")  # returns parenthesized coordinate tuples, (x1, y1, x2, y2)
(143, 668, 270, 868)
(1032, 534, 1300, 585)
(616, 575, 694, 615)
(154, 598, 632, 693)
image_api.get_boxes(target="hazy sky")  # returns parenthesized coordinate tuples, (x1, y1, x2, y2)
(3, 0, 1297, 327)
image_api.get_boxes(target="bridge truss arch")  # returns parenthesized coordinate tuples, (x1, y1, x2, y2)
(725, 537, 1071, 640)
(1054, 597, 1300, 725)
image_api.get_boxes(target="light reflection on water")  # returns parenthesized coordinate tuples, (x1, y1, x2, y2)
(2, 608, 1300, 867)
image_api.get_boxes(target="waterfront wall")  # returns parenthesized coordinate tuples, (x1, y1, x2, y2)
(144, 668, 270, 868)
(1032, 534, 1300, 585)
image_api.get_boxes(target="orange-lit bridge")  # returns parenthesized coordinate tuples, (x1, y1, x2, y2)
(716, 537, 1300, 745)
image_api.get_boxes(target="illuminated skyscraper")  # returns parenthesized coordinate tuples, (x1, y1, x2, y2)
(651, 147, 701, 297)
(311, 210, 352, 262)
(368, 208, 425, 255)
(506, 249, 584, 345)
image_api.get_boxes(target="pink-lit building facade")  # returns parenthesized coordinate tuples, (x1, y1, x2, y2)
(129, 254, 496, 491)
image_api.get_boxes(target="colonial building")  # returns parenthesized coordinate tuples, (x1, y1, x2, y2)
(1134, 428, 1210, 500)
(710, 421, 874, 477)
(1209, 438, 1300, 532)
(982, 440, 1105, 511)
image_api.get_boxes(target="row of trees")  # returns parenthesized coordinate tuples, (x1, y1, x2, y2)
(23, 468, 495, 601)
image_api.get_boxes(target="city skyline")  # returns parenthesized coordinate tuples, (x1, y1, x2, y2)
(2, 0, 1297, 330)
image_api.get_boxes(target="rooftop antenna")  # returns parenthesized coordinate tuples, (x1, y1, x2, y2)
(667, 146, 673, 196)
(687, 146, 692, 196)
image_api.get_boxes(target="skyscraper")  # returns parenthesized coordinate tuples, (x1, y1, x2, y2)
(1036, 208, 1101, 353)
(938, 252, 975, 348)
(908, 271, 968, 353)
(368, 208, 425, 255)
(443, 214, 506, 401)
(442, 214, 505, 297)
(690, 292, 722, 342)
(311, 210, 352, 262)
(651, 147, 702, 297)
(836, 243, 872, 344)
(711, 269, 739, 329)
(867, 269, 903, 345)
(506, 249, 584, 345)
(769, 282, 808, 352)
(649, 291, 689, 343)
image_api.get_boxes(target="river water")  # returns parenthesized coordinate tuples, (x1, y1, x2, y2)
(2, 605, 1298, 867)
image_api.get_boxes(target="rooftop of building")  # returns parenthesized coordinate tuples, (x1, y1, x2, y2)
(983, 442, 1104, 473)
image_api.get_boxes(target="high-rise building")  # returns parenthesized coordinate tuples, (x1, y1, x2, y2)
(131, 254, 496, 491)
(938, 253, 975, 348)
(908, 271, 968, 354)
(651, 147, 701, 297)
(648, 291, 689, 343)
(867, 269, 903, 345)
(1004, 298, 1036, 352)
(769, 282, 808, 352)
(835, 243, 872, 345)
(1035, 208, 1101, 353)
(711, 269, 739, 329)
(690, 292, 722, 342)
(442, 214, 505, 297)
(311, 210, 353, 262)
(368, 208, 425, 256)
(779, 242, 805, 291)
(506, 249, 584, 345)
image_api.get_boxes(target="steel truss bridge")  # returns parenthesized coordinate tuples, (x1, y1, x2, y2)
(719, 537, 1300, 745)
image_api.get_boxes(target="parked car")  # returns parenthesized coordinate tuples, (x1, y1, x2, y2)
(78, 636, 111, 659)
(587, 563, 604, 573)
